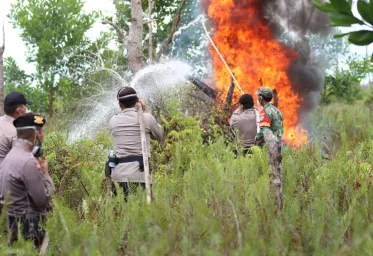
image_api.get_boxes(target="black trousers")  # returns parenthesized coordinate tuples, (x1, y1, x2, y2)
(7, 213, 46, 248)
(112, 182, 146, 200)
(233, 147, 253, 158)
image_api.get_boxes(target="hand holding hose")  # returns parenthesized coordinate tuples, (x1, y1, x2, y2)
(138, 99, 146, 112)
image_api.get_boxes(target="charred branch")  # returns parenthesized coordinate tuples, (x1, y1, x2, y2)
(273, 89, 278, 107)
(224, 75, 235, 112)
(189, 77, 217, 100)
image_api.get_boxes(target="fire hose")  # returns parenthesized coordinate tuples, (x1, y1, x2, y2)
(137, 103, 152, 204)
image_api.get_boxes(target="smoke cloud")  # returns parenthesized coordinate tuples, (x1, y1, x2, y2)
(261, 0, 330, 121)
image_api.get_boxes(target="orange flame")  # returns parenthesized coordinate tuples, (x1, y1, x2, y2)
(204, 0, 308, 147)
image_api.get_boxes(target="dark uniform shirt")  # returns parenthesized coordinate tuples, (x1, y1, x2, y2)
(0, 142, 54, 217)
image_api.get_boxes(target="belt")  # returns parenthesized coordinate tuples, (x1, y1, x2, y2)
(117, 156, 145, 171)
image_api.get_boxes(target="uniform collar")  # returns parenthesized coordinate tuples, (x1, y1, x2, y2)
(263, 103, 272, 108)
(121, 107, 138, 113)
(14, 140, 32, 152)
(2, 114, 15, 122)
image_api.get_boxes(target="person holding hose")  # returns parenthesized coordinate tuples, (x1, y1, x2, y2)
(108, 87, 164, 200)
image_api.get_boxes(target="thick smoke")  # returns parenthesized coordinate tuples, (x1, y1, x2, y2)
(261, 0, 330, 122)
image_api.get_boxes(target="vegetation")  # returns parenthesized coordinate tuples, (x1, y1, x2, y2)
(2, 0, 373, 255)
(313, 0, 373, 59)
(0, 102, 372, 255)
(320, 56, 372, 105)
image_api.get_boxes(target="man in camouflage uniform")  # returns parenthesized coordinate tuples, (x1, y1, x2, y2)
(255, 87, 284, 145)
(255, 86, 284, 212)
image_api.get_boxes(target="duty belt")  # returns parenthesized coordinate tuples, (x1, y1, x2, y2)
(117, 156, 145, 171)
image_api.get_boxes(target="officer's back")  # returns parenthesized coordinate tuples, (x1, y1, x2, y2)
(109, 87, 164, 185)
(229, 94, 258, 149)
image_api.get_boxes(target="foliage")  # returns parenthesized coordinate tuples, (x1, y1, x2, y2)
(4, 57, 49, 113)
(309, 28, 349, 69)
(2, 101, 373, 255)
(320, 56, 372, 104)
(313, 0, 373, 60)
(9, 0, 96, 116)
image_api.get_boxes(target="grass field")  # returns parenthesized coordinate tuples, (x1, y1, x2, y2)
(1, 103, 373, 255)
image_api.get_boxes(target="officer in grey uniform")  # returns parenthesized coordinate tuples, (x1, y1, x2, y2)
(0, 113, 54, 248)
(0, 92, 32, 165)
(109, 87, 164, 199)
(229, 94, 259, 155)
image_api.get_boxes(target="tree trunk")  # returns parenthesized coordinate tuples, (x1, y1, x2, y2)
(48, 88, 54, 118)
(148, 0, 153, 63)
(128, 0, 144, 73)
(0, 25, 5, 116)
(263, 130, 283, 214)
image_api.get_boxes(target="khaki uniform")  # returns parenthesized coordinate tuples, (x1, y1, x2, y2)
(229, 108, 258, 149)
(0, 115, 16, 165)
(0, 142, 54, 216)
(109, 107, 164, 183)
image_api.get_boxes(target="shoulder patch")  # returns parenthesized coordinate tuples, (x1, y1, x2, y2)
(34, 162, 41, 171)
(259, 109, 271, 128)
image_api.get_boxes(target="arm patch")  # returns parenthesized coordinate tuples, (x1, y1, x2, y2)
(259, 109, 271, 128)
(34, 162, 41, 171)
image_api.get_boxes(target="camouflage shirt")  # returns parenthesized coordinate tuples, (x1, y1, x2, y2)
(256, 103, 284, 141)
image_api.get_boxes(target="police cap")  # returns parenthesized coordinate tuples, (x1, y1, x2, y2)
(13, 113, 46, 129)
(4, 92, 33, 107)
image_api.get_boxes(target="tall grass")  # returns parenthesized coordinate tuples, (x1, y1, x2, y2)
(1, 103, 373, 255)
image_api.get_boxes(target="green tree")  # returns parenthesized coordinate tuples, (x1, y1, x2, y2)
(4, 57, 49, 113)
(313, 0, 373, 60)
(9, 0, 95, 117)
(321, 56, 372, 104)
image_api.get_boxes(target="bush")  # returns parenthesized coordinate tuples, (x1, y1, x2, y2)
(2, 103, 373, 255)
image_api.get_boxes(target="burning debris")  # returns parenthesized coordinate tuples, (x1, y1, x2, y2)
(199, 0, 328, 147)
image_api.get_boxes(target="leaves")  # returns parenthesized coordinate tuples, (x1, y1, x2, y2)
(329, 13, 364, 26)
(313, 0, 373, 48)
(330, 0, 353, 15)
(347, 30, 373, 45)
(357, 0, 373, 25)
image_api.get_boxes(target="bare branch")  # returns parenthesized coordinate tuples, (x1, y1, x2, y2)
(103, 19, 127, 45)
(148, 0, 154, 63)
(155, 0, 189, 61)
(144, 19, 157, 25)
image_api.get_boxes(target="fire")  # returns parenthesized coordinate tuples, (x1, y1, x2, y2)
(203, 0, 308, 146)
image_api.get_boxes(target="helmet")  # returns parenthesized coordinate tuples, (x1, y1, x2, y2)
(256, 87, 273, 99)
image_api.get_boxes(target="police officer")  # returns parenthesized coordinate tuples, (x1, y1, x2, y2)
(0, 113, 54, 248)
(229, 94, 259, 155)
(0, 92, 33, 165)
(109, 87, 164, 199)
(255, 87, 284, 145)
